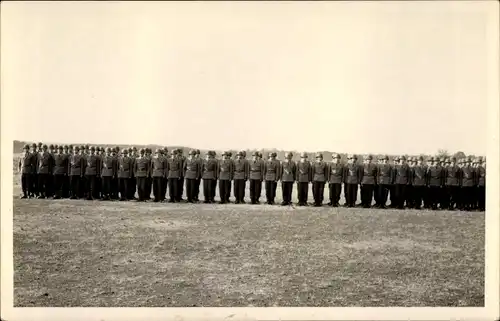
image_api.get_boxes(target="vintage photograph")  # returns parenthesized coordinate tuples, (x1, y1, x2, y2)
(2, 1, 498, 318)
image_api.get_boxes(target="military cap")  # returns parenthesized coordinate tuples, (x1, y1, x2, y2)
(477, 156, 483, 162)
(450, 157, 456, 162)
(74, 146, 80, 151)
(42, 144, 48, 149)
(38, 142, 43, 147)
(68, 144, 73, 149)
(80, 145, 85, 150)
(444, 158, 450, 163)
(63, 145, 69, 149)
(300, 152, 308, 158)
(132, 146, 137, 151)
(427, 156, 434, 162)
(252, 151, 259, 156)
(418, 156, 424, 161)
(172, 149, 178, 155)
(347, 154, 354, 159)
(196, 149, 200, 155)
(316, 152, 323, 158)
(89, 146, 95, 151)
(105, 147, 111, 152)
(221, 151, 227, 156)
(57, 145, 63, 150)
(188, 149, 195, 155)
(31, 143, 37, 148)
(49, 144, 54, 149)
(271, 152, 277, 157)
(54, 144, 59, 148)
(236, 151, 243, 156)
(128, 147, 132, 152)
(138, 148, 144, 153)
(23, 144, 30, 150)
(332, 153, 341, 159)
(399, 156, 406, 161)
(163, 147, 169, 152)
(364, 155, 373, 160)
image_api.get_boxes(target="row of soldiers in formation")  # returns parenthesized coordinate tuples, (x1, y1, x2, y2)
(18, 142, 486, 211)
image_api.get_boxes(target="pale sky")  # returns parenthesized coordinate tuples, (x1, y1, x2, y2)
(2, 1, 496, 155)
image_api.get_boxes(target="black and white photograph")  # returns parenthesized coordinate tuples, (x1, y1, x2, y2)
(1, 1, 499, 320)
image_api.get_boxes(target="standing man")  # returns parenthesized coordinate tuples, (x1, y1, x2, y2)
(280, 152, 296, 206)
(101, 147, 118, 201)
(46, 144, 55, 198)
(312, 153, 328, 207)
(84, 147, 100, 201)
(134, 148, 150, 202)
(426, 157, 445, 210)
(36, 144, 53, 199)
(166, 149, 182, 203)
(110, 147, 120, 200)
(118, 149, 133, 201)
(327, 154, 344, 207)
(444, 157, 460, 210)
(233, 151, 249, 204)
(194, 149, 202, 202)
(375, 155, 392, 209)
(477, 157, 486, 211)
(296, 152, 312, 206)
(202, 151, 218, 203)
(30, 143, 39, 197)
(218, 151, 234, 204)
(389, 157, 399, 208)
(360, 155, 377, 208)
(264, 152, 280, 205)
(343, 154, 362, 208)
(461, 157, 476, 211)
(411, 156, 427, 210)
(393, 156, 411, 209)
(405, 157, 415, 208)
(62, 145, 71, 198)
(161, 147, 169, 200)
(18, 144, 34, 199)
(151, 148, 167, 202)
(69, 146, 84, 199)
(184, 150, 201, 203)
(144, 148, 153, 200)
(176, 149, 186, 202)
(249, 151, 265, 204)
(52, 146, 68, 199)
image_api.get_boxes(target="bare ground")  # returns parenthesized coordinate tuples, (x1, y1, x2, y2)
(13, 196, 484, 307)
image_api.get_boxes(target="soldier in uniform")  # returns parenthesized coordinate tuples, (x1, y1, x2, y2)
(30, 143, 39, 197)
(359, 155, 377, 208)
(477, 157, 486, 211)
(461, 157, 476, 211)
(232, 151, 249, 204)
(101, 147, 118, 201)
(405, 157, 415, 208)
(133, 148, 150, 202)
(426, 157, 445, 210)
(183, 150, 201, 203)
(375, 156, 390, 208)
(444, 157, 460, 210)
(194, 149, 202, 202)
(46, 144, 56, 198)
(343, 154, 362, 207)
(161, 147, 169, 200)
(117, 149, 133, 201)
(52, 146, 68, 199)
(311, 153, 328, 207)
(127, 147, 137, 200)
(296, 152, 312, 206)
(472, 158, 481, 210)
(218, 151, 234, 204)
(84, 147, 100, 200)
(110, 147, 120, 200)
(264, 152, 280, 205)
(150, 148, 167, 202)
(176, 149, 186, 201)
(280, 152, 296, 206)
(77, 145, 87, 198)
(62, 145, 71, 198)
(69, 146, 84, 199)
(202, 151, 218, 203)
(326, 154, 343, 207)
(393, 156, 411, 209)
(36, 144, 53, 199)
(166, 149, 181, 202)
(18, 144, 34, 198)
(411, 156, 427, 210)
(249, 151, 265, 204)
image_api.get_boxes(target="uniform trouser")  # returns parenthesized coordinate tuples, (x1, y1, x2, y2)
(412, 185, 425, 209)
(360, 184, 375, 207)
(70, 175, 81, 198)
(21, 174, 32, 197)
(203, 179, 215, 201)
(478, 185, 485, 210)
(328, 183, 342, 205)
(446, 186, 459, 209)
(461, 186, 474, 210)
(195, 179, 201, 201)
(118, 178, 129, 199)
(37, 173, 49, 197)
(233, 179, 245, 202)
(428, 186, 441, 209)
(78, 176, 85, 198)
(146, 177, 152, 199)
(344, 183, 358, 206)
(297, 182, 309, 204)
(406, 185, 413, 208)
(32, 173, 38, 196)
(312, 181, 325, 205)
(250, 179, 262, 202)
(102, 176, 112, 198)
(389, 185, 397, 207)
(394, 184, 407, 208)
(136, 177, 146, 200)
(161, 177, 168, 200)
(111, 178, 119, 199)
(185, 178, 197, 202)
(176, 178, 184, 201)
(46, 175, 54, 197)
(282, 181, 294, 204)
(265, 181, 277, 203)
(218, 180, 231, 203)
(168, 178, 179, 201)
(53, 174, 65, 198)
(85, 175, 96, 199)
(472, 186, 479, 209)
(128, 177, 136, 199)
(152, 177, 165, 201)
(62, 176, 70, 198)
(211, 180, 217, 199)
(440, 186, 450, 209)
(376, 184, 390, 207)
(423, 186, 431, 208)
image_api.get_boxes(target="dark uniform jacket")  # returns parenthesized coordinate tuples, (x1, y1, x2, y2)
(202, 159, 219, 180)
(426, 165, 445, 186)
(477, 166, 486, 186)
(343, 163, 362, 184)
(134, 157, 150, 178)
(233, 159, 249, 180)
(327, 163, 344, 184)
(394, 164, 411, 185)
(411, 165, 427, 186)
(377, 164, 393, 185)
(360, 163, 378, 185)
(167, 158, 182, 179)
(101, 155, 118, 177)
(218, 159, 234, 180)
(264, 159, 281, 181)
(249, 159, 265, 181)
(281, 160, 297, 182)
(312, 161, 328, 182)
(118, 156, 134, 178)
(37, 151, 53, 175)
(445, 165, 461, 186)
(461, 165, 476, 187)
(19, 152, 35, 174)
(53, 153, 69, 175)
(151, 156, 167, 178)
(85, 155, 101, 176)
(184, 158, 201, 180)
(69, 154, 85, 176)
